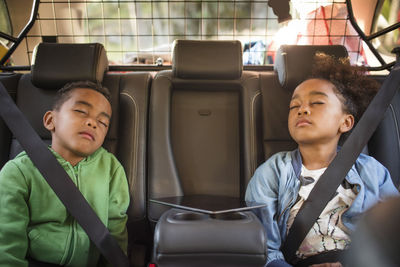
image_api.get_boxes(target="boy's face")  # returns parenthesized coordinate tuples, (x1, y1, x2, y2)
(288, 79, 354, 147)
(43, 88, 112, 165)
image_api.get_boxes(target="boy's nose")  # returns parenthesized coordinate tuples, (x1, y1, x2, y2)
(86, 119, 97, 129)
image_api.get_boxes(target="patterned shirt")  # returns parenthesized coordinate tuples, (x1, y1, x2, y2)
(287, 165, 358, 259)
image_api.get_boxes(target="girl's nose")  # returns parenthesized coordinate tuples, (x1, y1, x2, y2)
(297, 106, 310, 116)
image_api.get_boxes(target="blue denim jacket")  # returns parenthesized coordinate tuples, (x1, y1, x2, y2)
(245, 149, 399, 266)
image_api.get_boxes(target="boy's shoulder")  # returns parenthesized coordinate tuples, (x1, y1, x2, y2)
(0, 150, 36, 178)
(7, 150, 33, 168)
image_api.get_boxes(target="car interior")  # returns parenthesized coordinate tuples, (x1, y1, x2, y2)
(0, 0, 400, 266)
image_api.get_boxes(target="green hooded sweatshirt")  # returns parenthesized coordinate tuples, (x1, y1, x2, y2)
(0, 147, 129, 266)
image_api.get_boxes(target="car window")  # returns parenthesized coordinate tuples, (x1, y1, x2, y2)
(373, 0, 399, 61)
(0, 0, 12, 40)
(5, 0, 395, 68)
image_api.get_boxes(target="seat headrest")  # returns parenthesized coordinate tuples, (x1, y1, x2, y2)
(274, 45, 348, 91)
(172, 40, 242, 80)
(31, 43, 108, 90)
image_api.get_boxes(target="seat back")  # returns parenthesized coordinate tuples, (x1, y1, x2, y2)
(260, 45, 348, 160)
(0, 42, 152, 265)
(0, 72, 21, 167)
(148, 40, 263, 222)
(368, 75, 400, 188)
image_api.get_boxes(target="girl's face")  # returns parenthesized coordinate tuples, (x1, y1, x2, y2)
(288, 78, 354, 147)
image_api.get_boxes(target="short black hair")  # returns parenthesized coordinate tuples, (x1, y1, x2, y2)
(52, 81, 111, 111)
(310, 53, 379, 123)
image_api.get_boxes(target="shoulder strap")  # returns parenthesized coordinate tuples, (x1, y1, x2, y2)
(282, 62, 400, 263)
(0, 82, 129, 267)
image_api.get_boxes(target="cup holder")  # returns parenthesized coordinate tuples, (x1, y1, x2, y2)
(171, 212, 209, 221)
(213, 212, 247, 220)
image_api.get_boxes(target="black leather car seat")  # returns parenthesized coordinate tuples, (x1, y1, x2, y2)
(148, 39, 267, 267)
(148, 39, 264, 222)
(0, 42, 152, 266)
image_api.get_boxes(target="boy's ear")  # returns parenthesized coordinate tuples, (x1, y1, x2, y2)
(43, 111, 55, 132)
(340, 114, 355, 133)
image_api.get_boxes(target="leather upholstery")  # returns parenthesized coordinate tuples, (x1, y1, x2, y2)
(274, 45, 348, 91)
(368, 76, 400, 188)
(31, 43, 108, 90)
(0, 73, 21, 167)
(154, 209, 267, 267)
(149, 40, 266, 266)
(149, 40, 262, 222)
(172, 40, 242, 80)
(261, 72, 297, 160)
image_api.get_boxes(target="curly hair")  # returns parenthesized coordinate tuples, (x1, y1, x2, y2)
(310, 53, 379, 123)
(52, 80, 111, 111)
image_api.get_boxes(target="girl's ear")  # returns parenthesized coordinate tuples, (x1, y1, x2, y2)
(340, 114, 355, 133)
(43, 111, 55, 131)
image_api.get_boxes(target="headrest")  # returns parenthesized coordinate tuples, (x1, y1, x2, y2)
(274, 45, 348, 91)
(172, 40, 242, 80)
(31, 43, 108, 90)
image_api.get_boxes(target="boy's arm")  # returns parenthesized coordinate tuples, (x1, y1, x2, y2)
(107, 164, 130, 254)
(0, 161, 30, 266)
(245, 162, 292, 267)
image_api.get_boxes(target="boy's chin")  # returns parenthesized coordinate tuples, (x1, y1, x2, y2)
(74, 147, 101, 158)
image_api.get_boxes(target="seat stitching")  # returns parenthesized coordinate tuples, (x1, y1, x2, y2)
(121, 91, 139, 195)
(250, 91, 261, 173)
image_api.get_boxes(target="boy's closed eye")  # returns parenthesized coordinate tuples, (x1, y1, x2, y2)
(74, 109, 88, 114)
(98, 119, 109, 128)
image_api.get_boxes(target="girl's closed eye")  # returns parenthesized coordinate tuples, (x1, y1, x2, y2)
(310, 101, 325, 106)
(289, 104, 300, 110)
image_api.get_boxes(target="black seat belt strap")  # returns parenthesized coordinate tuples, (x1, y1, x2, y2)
(0, 82, 129, 267)
(282, 62, 400, 263)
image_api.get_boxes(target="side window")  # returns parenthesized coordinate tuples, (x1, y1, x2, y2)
(373, 0, 399, 60)
(0, 0, 12, 37)
(0, 0, 12, 63)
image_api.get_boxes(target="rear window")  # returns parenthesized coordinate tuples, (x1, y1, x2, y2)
(9, 0, 394, 67)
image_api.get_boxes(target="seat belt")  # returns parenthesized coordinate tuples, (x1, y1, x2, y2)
(282, 60, 400, 263)
(0, 82, 129, 267)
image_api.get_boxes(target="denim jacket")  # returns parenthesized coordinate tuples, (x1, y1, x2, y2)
(245, 149, 399, 266)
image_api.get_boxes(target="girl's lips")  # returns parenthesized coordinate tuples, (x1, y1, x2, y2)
(296, 119, 311, 127)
